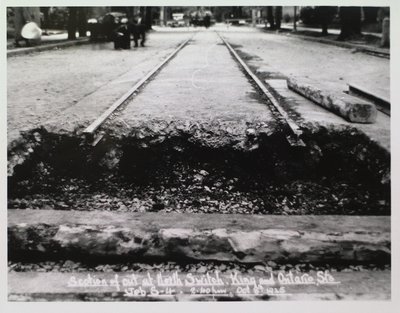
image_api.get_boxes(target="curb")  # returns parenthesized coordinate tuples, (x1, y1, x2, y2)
(7, 38, 90, 57)
(348, 83, 390, 116)
(8, 210, 390, 264)
(269, 30, 389, 59)
(294, 35, 389, 58)
(286, 77, 378, 123)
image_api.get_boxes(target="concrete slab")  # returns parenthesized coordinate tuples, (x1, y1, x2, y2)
(8, 210, 390, 264)
(286, 77, 377, 123)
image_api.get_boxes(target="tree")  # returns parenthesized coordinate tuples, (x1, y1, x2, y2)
(363, 7, 379, 23)
(265, 6, 282, 30)
(67, 7, 77, 40)
(68, 7, 89, 39)
(299, 6, 315, 25)
(144, 7, 153, 30)
(40, 7, 50, 29)
(266, 6, 275, 29)
(275, 6, 282, 29)
(232, 6, 243, 18)
(338, 6, 362, 40)
(77, 7, 88, 37)
(213, 6, 231, 22)
(315, 6, 337, 35)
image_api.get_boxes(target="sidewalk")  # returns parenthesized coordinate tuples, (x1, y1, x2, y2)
(7, 30, 90, 56)
(255, 23, 388, 59)
(8, 30, 66, 48)
(280, 23, 382, 38)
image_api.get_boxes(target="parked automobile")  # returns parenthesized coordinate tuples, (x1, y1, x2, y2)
(166, 13, 186, 27)
(88, 11, 127, 41)
(225, 18, 249, 26)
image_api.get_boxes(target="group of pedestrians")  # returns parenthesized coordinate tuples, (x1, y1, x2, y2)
(114, 14, 146, 50)
(11, 8, 147, 50)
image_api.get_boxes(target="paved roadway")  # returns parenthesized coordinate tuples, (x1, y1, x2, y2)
(7, 26, 390, 149)
(116, 30, 275, 131)
(7, 32, 192, 144)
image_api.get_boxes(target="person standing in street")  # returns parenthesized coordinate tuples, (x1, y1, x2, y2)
(113, 17, 131, 50)
(131, 13, 146, 47)
(204, 14, 211, 28)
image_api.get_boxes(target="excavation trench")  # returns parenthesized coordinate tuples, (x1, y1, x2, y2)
(8, 124, 390, 216)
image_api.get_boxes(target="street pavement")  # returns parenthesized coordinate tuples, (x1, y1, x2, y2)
(7, 26, 390, 148)
(117, 30, 275, 128)
(219, 26, 389, 101)
(219, 26, 390, 150)
(7, 31, 193, 144)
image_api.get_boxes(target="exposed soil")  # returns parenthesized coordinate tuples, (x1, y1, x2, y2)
(8, 124, 390, 216)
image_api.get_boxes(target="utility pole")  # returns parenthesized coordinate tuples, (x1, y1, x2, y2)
(67, 7, 77, 40)
(293, 6, 297, 32)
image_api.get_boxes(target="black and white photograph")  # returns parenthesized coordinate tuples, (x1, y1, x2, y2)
(2, 0, 398, 311)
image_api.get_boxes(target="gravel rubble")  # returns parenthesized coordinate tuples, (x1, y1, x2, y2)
(9, 163, 389, 215)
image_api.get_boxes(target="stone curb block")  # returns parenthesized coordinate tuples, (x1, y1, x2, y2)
(8, 210, 390, 264)
(287, 77, 378, 123)
(7, 38, 90, 57)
